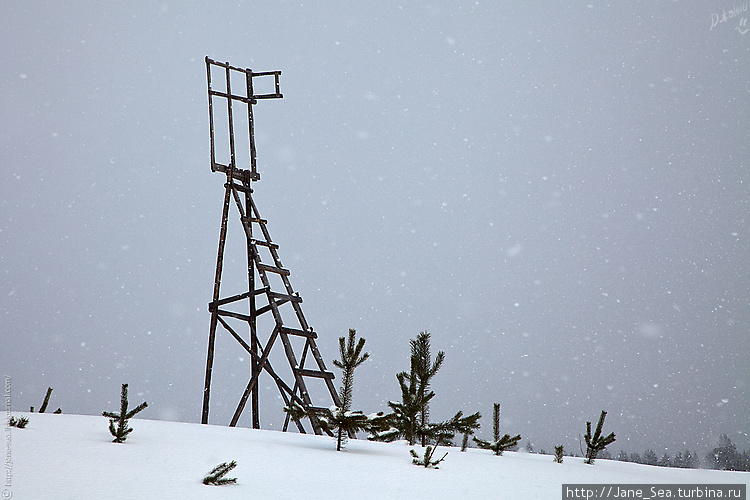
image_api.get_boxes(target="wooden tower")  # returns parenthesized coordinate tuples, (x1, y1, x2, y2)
(201, 57, 341, 433)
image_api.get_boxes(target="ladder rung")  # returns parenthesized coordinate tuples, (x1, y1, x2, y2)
(256, 297, 293, 316)
(241, 216, 267, 226)
(270, 291, 302, 303)
(215, 165, 257, 182)
(257, 263, 290, 276)
(296, 368, 335, 380)
(252, 239, 279, 250)
(255, 303, 275, 316)
(215, 309, 251, 322)
(209, 291, 252, 310)
(308, 406, 330, 413)
(280, 326, 317, 339)
(228, 182, 252, 193)
(209, 288, 268, 312)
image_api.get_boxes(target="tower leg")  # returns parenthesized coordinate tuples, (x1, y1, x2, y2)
(202, 311, 218, 424)
(202, 180, 233, 424)
(245, 183, 260, 429)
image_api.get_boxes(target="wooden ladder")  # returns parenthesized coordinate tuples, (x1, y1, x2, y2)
(205, 175, 341, 434)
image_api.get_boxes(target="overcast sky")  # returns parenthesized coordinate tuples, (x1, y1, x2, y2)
(2, 1, 748, 456)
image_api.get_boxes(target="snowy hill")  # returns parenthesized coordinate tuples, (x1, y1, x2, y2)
(8, 413, 748, 499)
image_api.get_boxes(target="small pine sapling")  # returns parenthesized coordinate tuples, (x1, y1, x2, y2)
(475, 432, 522, 456)
(473, 403, 521, 456)
(331, 328, 369, 451)
(410, 445, 448, 468)
(203, 461, 238, 485)
(584, 410, 616, 464)
(408, 331, 445, 447)
(102, 383, 148, 443)
(369, 331, 480, 447)
(369, 370, 434, 445)
(8, 416, 29, 429)
(284, 329, 392, 450)
(554, 445, 564, 463)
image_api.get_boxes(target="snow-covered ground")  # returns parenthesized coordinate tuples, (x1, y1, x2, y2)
(7, 413, 748, 499)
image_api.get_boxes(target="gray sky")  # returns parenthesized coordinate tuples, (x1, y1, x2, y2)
(2, 1, 748, 456)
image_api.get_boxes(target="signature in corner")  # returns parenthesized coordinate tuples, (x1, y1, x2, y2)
(709, 2, 749, 35)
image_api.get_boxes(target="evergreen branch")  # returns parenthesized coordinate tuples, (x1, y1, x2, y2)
(367, 426, 401, 442)
(425, 410, 482, 446)
(410, 445, 448, 468)
(283, 402, 310, 422)
(473, 433, 521, 456)
(126, 401, 149, 420)
(8, 416, 29, 429)
(203, 460, 238, 486)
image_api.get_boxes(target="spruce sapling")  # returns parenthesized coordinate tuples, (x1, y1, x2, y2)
(584, 410, 616, 464)
(369, 332, 443, 446)
(369, 331, 480, 447)
(8, 416, 29, 429)
(554, 444, 564, 463)
(331, 328, 370, 451)
(407, 331, 445, 447)
(410, 445, 448, 468)
(369, 370, 433, 445)
(203, 461, 238, 485)
(473, 403, 521, 456)
(284, 329, 391, 450)
(102, 383, 148, 443)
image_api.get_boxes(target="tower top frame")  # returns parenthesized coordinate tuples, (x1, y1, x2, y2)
(205, 56, 283, 182)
